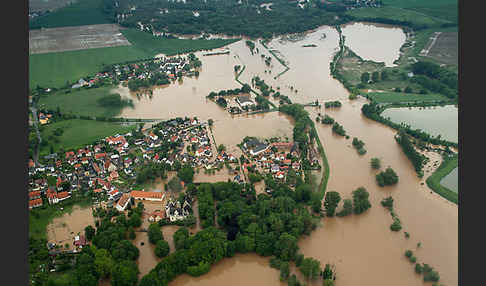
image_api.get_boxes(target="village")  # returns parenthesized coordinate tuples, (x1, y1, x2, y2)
(28, 117, 239, 252)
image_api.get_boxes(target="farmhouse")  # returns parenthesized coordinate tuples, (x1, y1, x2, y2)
(236, 95, 254, 107)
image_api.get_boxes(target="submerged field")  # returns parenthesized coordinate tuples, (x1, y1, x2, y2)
(38, 86, 129, 118)
(39, 119, 136, 155)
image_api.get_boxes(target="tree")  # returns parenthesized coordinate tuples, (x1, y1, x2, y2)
(177, 165, 194, 184)
(324, 191, 341, 217)
(280, 261, 290, 281)
(111, 260, 139, 286)
(274, 233, 298, 261)
(381, 70, 389, 81)
(168, 176, 183, 193)
(361, 72, 370, 83)
(154, 240, 170, 258)
(208, 119, 214, 127)
(352, 187, 371, 215)
(370, 158, 381, 169)
(404, 86, 413, 93)
(336, 199, 352, 217)
(94, 248, 114, 279)
(148, 223, 163, 244)
(128, 213, 142, 228)
(299, 257, 321, 281)
(376, 167, 399, 187)
(371, 71, 380, 82)
(415, 263, 423, 274)
(217, 144, 226, 153)
(173, 227, 190, 251)
(85, 225, 96, 241)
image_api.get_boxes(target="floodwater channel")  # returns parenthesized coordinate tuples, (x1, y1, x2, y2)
(113, 23, 456, 286)
(381, 105, 458, 143)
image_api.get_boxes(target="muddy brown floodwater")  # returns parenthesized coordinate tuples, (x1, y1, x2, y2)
(115, 23, 456, 286)
(46, 205, 95, 249)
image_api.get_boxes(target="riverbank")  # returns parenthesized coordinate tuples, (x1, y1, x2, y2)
(426, 153, 458, 204)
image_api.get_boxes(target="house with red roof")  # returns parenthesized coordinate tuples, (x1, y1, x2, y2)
(130, 190, 164, 201)
(116, 193, 131, 211)
(29, 191, 41, 200)
(29, 198, 43, 210)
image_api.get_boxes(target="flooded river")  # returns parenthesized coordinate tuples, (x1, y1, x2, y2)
(381, 105, 458, 143)
(114, 23, 456, 286)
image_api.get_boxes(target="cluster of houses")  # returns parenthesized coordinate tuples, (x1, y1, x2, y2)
(27, 117, 240, 212)
(241, 138, 302, 181)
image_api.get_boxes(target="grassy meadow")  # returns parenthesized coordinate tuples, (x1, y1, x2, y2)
(364, 91, 448, 104)
(38, 86, 130, 118)
(30, 29, 240, 88)
(426, 153, 458, 204)
(39, 119, 136, 156)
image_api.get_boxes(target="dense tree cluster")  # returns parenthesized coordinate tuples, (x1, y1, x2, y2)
(116, 0, 345, 39)
(352, 187, 371, 215)
(324, 191, 341, 217)
(324, 101, 342, 108)
(395, 130, 427, 177)
(375, 167, 399, 187)
(331, 122, 346, 136)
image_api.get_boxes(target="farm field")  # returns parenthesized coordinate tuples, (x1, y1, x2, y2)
(382, 0, 458, 24)
(29, 29, 240, 88)
(38, 86, 130, 118)
(39, 119, 136, 156)
(29, 0, 75, 13)
(29, 45, 150, 88)
(364, 91, 449, 104)
(424, 31, 458, 66)
(29, 0, 111, 29)
(29, 24, 131, 54)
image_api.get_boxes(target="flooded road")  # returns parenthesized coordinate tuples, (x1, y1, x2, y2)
(115, 23, 456, 286)
(381, 105, 458, 143)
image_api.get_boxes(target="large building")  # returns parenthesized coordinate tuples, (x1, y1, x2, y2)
(236, 95, 254, 107)
(130, 190, 164, 202)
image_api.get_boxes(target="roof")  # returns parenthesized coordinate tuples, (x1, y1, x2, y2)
(117, 193, 131, 208)
(29, 198, 43, 208)
(237, 95, 253, 103)
(130, 190, 163, 199)
(57, 192, 70, 199)
(29, 191, 41, 199)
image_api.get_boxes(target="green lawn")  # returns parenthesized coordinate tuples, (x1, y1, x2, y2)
(365, 91, 448, 104)
(38, 86, 128, 118)
(29, 0, 111, 29)
(29, 29, 240, 88)
(426, 153, 458, 204)
(39, 119, 136, 155)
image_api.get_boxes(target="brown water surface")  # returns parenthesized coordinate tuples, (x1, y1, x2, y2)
(46, 205, 95, 249)
(115, 23, 456, 286)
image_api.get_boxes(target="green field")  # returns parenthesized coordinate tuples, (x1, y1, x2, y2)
(30, 29, 240, 88)
(382, 0, 458, 24)
(365, 91, 449, 104)
(39, 119, 136, 155)
(29, 0, 111, 29)
(38, 86, 129, 118)
(345, 6, 450, 28)
(426, 153, 458, 204)
(29, 45, 151, 88)
(120, 29, 240, 56)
